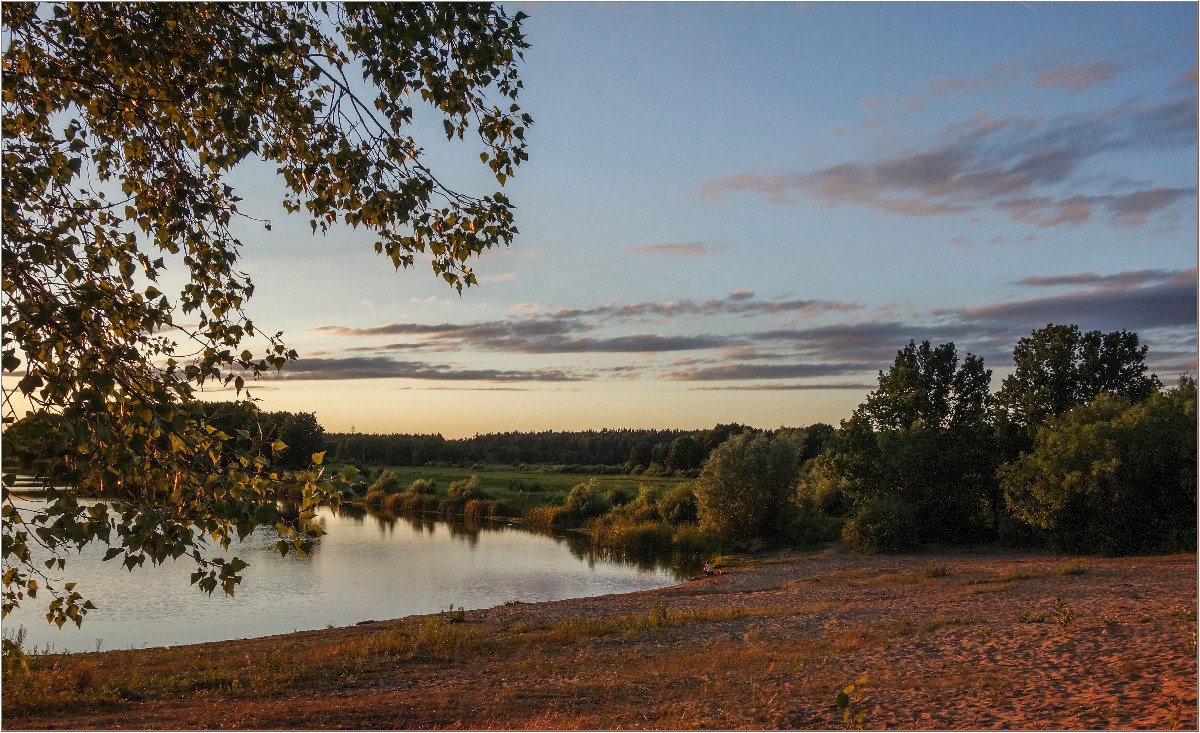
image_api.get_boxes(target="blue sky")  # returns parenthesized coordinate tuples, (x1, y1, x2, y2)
(217, 2, 1197, 437)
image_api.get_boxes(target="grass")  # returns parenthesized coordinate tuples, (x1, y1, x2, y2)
(920, 563, 948, 579)
(1058, 559, 1088, 576)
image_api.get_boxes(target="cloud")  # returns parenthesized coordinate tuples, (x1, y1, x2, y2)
(862, 93, 891, 109)
(1106, 188, 1194, 226)
(314, 316, 739, 355)
(479, 273, 518, 282)
(361, 300, 373, 307)
(314, 319, 586, 339)
(949, 236, 972, 246)
(302, 273, 1194, 387)
(956, 268, 1197, 331)
(273, 356, 587, 382)
(993, 187, 1193, 227)
(688, 382, 877, 391)
(1032, 60, 1122, 93)
(659, 362, 877, 382)
(626, 242, 708, 256)
(566, 293, 861, 321)
(1015, 269, 1179, 290)
(701, 97, 1195, 228)
(1176, 65, 1198, 87)
(751, 320, 986, 363)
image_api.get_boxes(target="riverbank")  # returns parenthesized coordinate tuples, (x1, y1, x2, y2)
(4, 547, 1196, 729)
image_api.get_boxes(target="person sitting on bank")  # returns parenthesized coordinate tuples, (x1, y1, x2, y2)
(703, 560, 715, 576)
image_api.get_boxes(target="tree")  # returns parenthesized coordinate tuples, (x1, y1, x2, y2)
(1, 2, 531, 641)
(664, 435, 703, 473)
(834, 341, 1000, 547)
(996, 324, 1160, 428)
(1000, 378, 1196, 554)
(695, 431, 799, 541)
(857, 340, 992, 431)
(626, 442, 653, 473)
(274, 412, 326, 471)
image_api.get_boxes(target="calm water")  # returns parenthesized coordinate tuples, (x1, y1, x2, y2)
(4, 497, 692, 653)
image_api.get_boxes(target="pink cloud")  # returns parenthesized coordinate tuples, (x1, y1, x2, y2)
(1032, 60, 1121, 93)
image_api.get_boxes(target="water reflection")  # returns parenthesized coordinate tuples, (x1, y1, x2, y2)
(355, 504, 702, 576)
(5, 497, 694, 654)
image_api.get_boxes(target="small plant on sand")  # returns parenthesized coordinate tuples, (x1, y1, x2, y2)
(921, 563, 948, 579)
(1053, 596, 1075, 631)
(835, 675, 871, 729)
(1101, 615, 1117, 627)
(999, 568, 1033, 582)
(1138, 613, 1152, 623)
(443, 605, 466, 624)
(1169, 605, 1198, 622)
(1058, 559, 1087, 576)
(554, 617, 607, 644)
(1018, 610, 1046, 623)
(648, 601, 670, 627)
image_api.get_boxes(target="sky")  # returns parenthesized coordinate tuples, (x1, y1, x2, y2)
(210, 2, 1196, 438)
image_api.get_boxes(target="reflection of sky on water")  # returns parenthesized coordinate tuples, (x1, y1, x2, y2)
(4, 498, 689, 654)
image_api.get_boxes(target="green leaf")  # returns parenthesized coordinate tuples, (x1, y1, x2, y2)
(835, 691, 849, 710)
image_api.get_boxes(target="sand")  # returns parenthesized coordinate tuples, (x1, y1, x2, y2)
(6, 546, 1197, 730)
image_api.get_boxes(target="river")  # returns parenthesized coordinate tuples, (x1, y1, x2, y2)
(2, 497, 693, 654)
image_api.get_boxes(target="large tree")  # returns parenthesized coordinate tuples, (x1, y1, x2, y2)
(856, 340, 992, 431)
(837, 341, 1000, 548)
(996, 324, 1160, 428)
(1, 2, 531, 644)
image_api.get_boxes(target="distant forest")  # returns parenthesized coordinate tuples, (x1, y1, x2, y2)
(322, 423, 798, 476)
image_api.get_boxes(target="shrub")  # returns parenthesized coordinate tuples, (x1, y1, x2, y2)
(1058, 559, 1087, 576)
(658, 482, 698, 523)
(362, 490, 387, 507)
(523, 505, 567, 528)
(590, 518, 674, 552)
(841, 495, 919, 554)
(368, 470, 403, 495)
(561, 478, 611, 523)
(446, 475, 483, 503)
(408, 478, 437, 495)
(921, 563, 948, 579)
(1000, 382, 1197, 555)
(695, 432, 799, 541)
(463, 498, 500, 521)
(670, 522, 718, 552)
(797, 453, 852, 516)
(383, 492, 406, 513)
(603, 486, 637, 507)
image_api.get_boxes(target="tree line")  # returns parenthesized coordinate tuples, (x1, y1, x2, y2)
(324, 423, 761, 475)
(697, 324, 1195, 556)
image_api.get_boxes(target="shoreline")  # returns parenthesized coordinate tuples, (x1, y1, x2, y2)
(5, 546, 1197, 729)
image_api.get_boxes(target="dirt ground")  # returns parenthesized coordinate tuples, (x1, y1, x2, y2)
(6, 547, 1197, 730)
